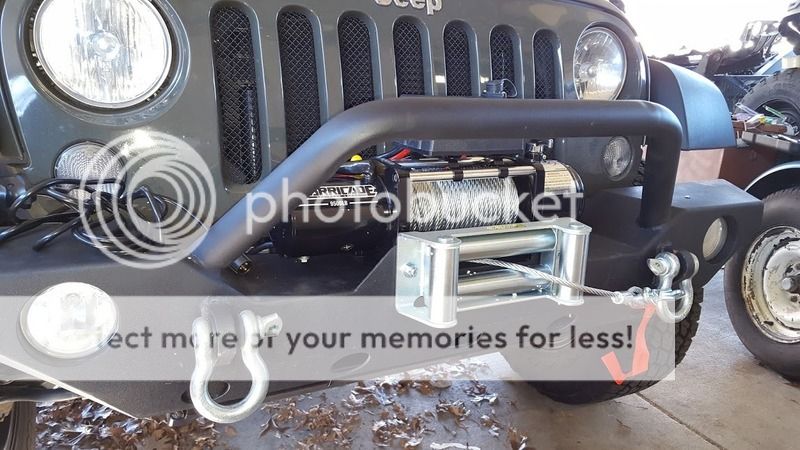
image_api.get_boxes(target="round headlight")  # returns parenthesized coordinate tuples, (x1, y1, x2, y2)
(602, 137, 634, 180)
(574, 28, 627, 100)
(21, 283, 118, 359)
(703, 218, 729, 261)
(33, 0, 173, 109)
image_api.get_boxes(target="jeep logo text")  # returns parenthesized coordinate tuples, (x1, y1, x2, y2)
(374, 0, 443, 16)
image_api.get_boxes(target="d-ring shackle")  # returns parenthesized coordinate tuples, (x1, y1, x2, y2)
(191, 310, 282, 423)
(649, 252, 699, 323)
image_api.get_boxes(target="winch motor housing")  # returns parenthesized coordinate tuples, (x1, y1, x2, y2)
(271, 152, 583, 258)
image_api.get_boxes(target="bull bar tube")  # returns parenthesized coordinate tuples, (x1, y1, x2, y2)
(192, 97, 683, 269)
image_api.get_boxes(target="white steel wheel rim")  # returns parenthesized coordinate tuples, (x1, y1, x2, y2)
(741, 226, 800, 343)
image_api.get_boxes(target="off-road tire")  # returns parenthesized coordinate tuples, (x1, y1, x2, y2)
(522, 289, 703, 404)
(741, 69, 800, 129)
(724, 188, 800, 381)
(0, 403, 35, 450)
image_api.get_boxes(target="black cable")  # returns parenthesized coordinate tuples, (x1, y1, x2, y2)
(0, 177, 199, 256)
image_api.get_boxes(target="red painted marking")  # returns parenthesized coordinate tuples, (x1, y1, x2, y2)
(602, 305, 657, 385)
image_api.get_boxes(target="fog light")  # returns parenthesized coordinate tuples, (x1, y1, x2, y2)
(602, 137, 633, 180)
(54, 142, 123, 194)
(703, 218, 729, 261)
(21, 283, 118, 359)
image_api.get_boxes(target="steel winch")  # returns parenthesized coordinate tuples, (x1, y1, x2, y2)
(395, 219, 590, 328)
(266, 151, 698, 329)
(270, 152, 584, 257)
(393, 217, 699, 329)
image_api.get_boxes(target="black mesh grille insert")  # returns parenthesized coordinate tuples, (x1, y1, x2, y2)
(490, 28, 516, 97)
(339, 15, 377, 158)
(444, 22, 473, 97)
(533, 32, 559, 99)
(278, 11, 321, 154)
(210, 6, 262, 185)
(393, 20, 426, 96)
(339, 16, 374, 110)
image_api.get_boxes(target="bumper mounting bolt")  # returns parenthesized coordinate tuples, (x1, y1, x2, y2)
(402, 263, 418, 279)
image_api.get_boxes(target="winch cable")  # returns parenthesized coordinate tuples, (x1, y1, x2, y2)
(472, 258, 625, 303)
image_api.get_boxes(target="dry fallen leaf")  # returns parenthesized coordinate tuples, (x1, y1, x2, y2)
(372, 404, 430, 448)
(508, 427, 529, 450)
(430, 443, 481, 450)
(261, 397, 361, 448)
(35, 399, 224, 450)
(435, 400, 470, 425)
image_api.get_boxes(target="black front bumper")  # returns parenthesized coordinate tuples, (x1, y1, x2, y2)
(0, 178, 763, 418)
(0, 98, 762, 418)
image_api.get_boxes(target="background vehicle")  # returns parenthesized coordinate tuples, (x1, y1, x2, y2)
(662, 20, 792, 109)
(0, 0, 757, 445)
(722, 1, 800, 382)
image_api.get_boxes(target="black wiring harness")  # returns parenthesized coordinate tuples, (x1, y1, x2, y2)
(0, 178, 196, 254)
(0, 147, 422, 256)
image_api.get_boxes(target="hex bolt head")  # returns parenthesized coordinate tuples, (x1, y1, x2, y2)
(257, 314, 283, 337)
(402, 263, 418, 279)
(229, 255, 253, 275)
(647, 258, 668, 276)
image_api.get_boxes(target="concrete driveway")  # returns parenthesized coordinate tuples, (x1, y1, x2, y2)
(222, 272, 800, 449)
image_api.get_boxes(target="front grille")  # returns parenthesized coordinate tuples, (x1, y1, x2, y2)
(339, 15, 377, 158)
(210, 6, 262, 185)
(490, 27, 517, 97)
(393, 20, 426, 96)
(534, 31, 559, 99)
(444, 22, 474, 97)
(278, 10, 322, 154)
(339, 16, 375, 110)
(210, 11, 566, 178)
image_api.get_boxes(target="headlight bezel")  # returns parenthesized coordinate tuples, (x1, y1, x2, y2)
(29, 0, 176, 111)
(573, 26, 628, 101)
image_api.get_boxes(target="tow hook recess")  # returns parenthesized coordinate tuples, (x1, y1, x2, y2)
(190, 311, 282, 423)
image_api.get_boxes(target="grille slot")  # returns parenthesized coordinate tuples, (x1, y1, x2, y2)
(278, 10, 322, 154)
(339, 15, 377, 158)
(533, 31, 559, 99)
(490, 27, 517, 97)
(394, 19, 426, 96)
(210, 11, 567, 177)
(444, 22, 474, 97)
(210, 6, 262, 185)
(339, 16, 375, 110)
